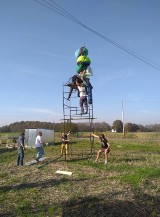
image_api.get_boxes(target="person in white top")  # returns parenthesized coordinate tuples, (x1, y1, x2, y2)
(76, 78, 88, 115)
(35, 131, 44, 162)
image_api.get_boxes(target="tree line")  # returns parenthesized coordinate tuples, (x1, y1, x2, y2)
(0, 120, 160, 133)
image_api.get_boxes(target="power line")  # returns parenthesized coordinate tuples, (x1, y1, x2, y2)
(32, 0, 160, 71)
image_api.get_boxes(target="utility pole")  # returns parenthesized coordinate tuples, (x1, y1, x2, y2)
(122, 99, 125, 135)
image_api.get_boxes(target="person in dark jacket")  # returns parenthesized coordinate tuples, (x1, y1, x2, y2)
(17, 132, 25, 166)
(67, 75, 82, 100)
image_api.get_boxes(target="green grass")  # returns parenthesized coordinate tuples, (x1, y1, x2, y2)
(119, 166, 160, 187)
(0, 138, 160, 216)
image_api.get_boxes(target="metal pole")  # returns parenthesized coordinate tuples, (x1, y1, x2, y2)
(122, 99, 125, 135)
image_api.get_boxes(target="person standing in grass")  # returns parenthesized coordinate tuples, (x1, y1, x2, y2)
(92, 133, 110, 164)
(35, 131, 44, 162)
(17, 132, 25, 166)
(61, 131, 70, 156)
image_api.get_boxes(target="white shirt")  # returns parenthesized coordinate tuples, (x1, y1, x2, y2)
(35, 135, 43, 147)
(77, 86, 87, 97)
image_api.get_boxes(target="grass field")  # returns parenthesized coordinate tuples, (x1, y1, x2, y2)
(0, 135, 160, 217)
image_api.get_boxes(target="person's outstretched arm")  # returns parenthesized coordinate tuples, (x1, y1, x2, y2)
(67, 131, 70, 136)
(91, 133, 99, 138)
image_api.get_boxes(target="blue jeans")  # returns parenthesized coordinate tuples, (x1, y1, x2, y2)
(36, 146, 44, 161)
(87, 83, 93, 104)
(17, 147, 24, 166)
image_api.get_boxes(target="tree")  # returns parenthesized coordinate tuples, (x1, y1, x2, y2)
(125, 123, 132, 132)
(60, 122, 78, 134)
(145, 124, 160, 132)
(112, 120, 123, 132)
(0, 125, 10, 133)
(94, 122, 111, 132)
(125, 123, 140, 132)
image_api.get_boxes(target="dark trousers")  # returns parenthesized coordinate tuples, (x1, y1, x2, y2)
(82, 78, 93, 104)
(17, 147, 24, 166)
(87, 83, 93, 104)
(67, 86, 79, 100)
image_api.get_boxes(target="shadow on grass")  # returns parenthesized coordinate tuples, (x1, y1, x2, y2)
(0, 148, 16, 154)
(1, 192, 159, 217)
(120, 157, 146, 163)
(0, 177, 89, 193)
(64, 156, 92, 163)
(36, 156, 62, 168)
(62, 193, 160, 217)
(0, 192, 160, 217)
(35, 155, 91, 169)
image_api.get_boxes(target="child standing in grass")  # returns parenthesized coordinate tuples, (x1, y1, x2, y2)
(92, 133, 110, 164)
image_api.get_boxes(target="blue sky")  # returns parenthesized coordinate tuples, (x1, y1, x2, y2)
(0, 0, 160, 127)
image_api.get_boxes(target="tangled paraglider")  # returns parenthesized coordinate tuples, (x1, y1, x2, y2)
(66, 46, 93, 112)
(75, 46, 91, 73)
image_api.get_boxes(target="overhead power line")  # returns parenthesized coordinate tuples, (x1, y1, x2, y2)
(33, 0, 160, 71)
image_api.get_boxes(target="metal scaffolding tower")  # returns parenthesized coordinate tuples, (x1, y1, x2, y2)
(62, 78, 95, 159)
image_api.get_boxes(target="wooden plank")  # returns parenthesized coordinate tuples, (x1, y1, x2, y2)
(55, 170, 73, 176)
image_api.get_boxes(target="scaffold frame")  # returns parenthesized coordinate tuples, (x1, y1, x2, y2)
(62, 80, 96, 160)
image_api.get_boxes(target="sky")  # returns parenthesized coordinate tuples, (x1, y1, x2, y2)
(0, 0, 160, 127)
